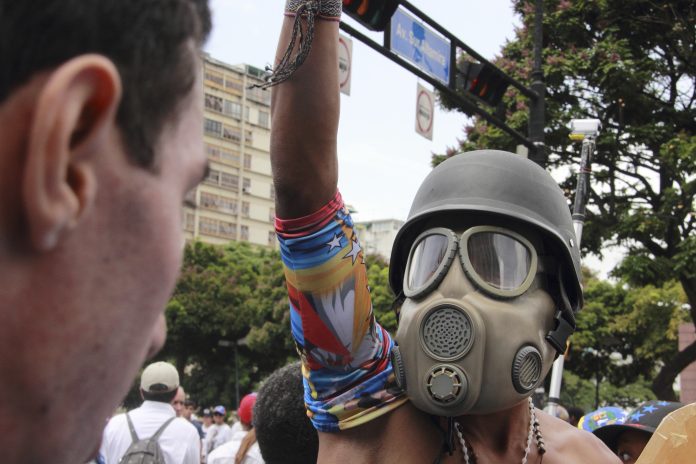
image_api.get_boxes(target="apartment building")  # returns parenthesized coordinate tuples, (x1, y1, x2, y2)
(355, 219, 405, 262)
(182, 55, 276, 248)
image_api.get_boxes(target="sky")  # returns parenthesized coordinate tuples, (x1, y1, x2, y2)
(204, 1, 619, 276)
(205, 0, 521, 221)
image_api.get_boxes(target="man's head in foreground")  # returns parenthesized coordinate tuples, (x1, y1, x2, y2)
(0, 2, 211, 463)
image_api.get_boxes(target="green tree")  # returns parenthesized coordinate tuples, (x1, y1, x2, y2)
(561, 270, 685, 409)
(154, 241, 295, 409)
(437, 0, 695, 399)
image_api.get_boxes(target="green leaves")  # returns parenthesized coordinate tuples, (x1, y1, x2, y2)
(434, 0, 695, 399)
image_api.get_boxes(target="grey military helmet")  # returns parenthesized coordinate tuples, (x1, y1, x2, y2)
(389, 150, 583, 314)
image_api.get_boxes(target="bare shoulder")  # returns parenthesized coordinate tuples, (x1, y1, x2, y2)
(537, 410, 621, 464)
(318, 402, 445, 464)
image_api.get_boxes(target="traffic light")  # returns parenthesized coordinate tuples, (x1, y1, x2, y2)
(458, 61, 510, 107)
(343, 0, 400, 31)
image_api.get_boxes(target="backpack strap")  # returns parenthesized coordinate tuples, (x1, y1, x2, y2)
(151, 416, 177, 441)
(125, 413, 139, 443)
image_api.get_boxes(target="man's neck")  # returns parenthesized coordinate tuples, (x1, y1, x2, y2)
(452, 399, 532, 460)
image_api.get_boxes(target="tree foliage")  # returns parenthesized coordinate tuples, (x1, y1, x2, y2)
(122, 242, 397, 410)
(437, 0, 695, 399)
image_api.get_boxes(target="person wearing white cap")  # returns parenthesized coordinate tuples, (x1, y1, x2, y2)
(100, 362, 201, 464)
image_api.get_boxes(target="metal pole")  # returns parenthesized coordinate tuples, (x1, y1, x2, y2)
(234, 344, 239, 409)
(529, 0, 546, 167)
(545, 128, 598, 416)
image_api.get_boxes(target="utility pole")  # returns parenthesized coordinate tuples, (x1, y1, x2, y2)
(528, 0, 546, 167)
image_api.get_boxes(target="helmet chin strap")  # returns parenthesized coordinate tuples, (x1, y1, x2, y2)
(545, 270, 576, 356)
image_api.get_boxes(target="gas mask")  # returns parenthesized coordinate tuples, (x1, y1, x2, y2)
(391, 225, 558, 417)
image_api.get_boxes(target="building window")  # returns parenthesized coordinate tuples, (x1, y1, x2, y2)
(258, 111, 270, 128)
(204, 118, 222, 137)
(204, 94, 223, 113)
(242, 178, 251, 194)
(241, 225, 249, 241)
(220, 172, 239, 191)
(199, 216, 237, 239)
(218, 220, 237, 239)
(242, 201, 250, 218)
(269, 208, 275, 222)
(199, 217, 218, 236)
(205, 70, 224, 86)
(206, 144, 240, 166)
(183, 212, 195, 232)
(244, 154, 252, 170)
(245, 106, 250, 122)
(204, 168, 220, 186)
(247, 86, 271, 106)
(268, 231, 276, 246)
(223, 100, 242, 119)
(224, 77, 243, 93)
(222, 125, 242, 143)
(245, 130, 253, 144)
(270, 184, 275, 201)
(200, 192, 238, 214)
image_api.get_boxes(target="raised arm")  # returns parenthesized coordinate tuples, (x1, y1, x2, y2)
(270, 5, 340, 218)
(267, 1, 407, 434)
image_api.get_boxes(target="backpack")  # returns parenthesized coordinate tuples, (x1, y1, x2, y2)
(118, 414, 176, 464)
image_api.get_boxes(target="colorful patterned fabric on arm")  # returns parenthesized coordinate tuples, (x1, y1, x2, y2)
(276, 190, 407, 432)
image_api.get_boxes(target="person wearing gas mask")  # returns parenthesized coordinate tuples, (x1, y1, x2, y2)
(266, 1, 619, 463)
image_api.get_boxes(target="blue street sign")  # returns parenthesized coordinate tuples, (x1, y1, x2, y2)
(390, 7, 451, 85)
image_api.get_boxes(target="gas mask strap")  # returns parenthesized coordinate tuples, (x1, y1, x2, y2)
(545, 267, 577, 355)
(391, 291, 405, 323)
(428, 416, 456, 462)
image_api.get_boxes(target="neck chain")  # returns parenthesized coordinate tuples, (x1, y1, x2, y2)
(454, 397, 546, 464)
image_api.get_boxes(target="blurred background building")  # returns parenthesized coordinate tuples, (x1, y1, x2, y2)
(182, 55, 276, 248)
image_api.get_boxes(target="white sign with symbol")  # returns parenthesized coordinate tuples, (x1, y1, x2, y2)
(415, 83, 434, 140)
(338, 34, 352, 96)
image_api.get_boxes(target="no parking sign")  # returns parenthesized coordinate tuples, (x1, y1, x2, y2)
(415, 83, 434, 140)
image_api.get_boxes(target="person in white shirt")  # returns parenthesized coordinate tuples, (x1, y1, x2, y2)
(100, 362, 201, 464)
(207, 394, 263, 464)
(206, 405, 233, 453)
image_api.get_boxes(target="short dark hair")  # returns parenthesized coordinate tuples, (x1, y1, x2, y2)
(254, 362, 318, 464)
(142, 388, 178, 404)
(0, 0, 211, 168)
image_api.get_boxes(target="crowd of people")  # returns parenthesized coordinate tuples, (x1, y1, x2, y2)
(1, 1, 692, 464)
(93, 361, 317, 464)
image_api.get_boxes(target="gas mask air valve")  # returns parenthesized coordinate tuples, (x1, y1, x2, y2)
(511, 345, 543, 393)
(426, 365, 468, 404)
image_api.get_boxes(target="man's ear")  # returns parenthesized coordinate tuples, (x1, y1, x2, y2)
(22, 54, 122, 251)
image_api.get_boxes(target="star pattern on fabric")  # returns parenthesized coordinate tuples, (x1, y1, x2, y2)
(343, 238, 362, 265)
(642, 405, 657, 414)
(326, 233, 343, 251)
(630, 412, 645, 422)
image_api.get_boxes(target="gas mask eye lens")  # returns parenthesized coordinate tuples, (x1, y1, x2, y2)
(404, 228, 458, 298)
(460, 226, 539, 299)
(467, 232, 531, 290)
